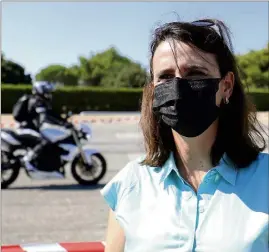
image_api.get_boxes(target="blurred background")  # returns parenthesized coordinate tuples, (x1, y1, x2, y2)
(1, 1, 268, 246)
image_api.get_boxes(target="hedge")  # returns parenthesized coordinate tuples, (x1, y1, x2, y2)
(1, 85, 143, 113)
(1, 84, 269, 113)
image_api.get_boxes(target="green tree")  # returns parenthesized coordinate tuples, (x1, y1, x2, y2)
(60, 65, 80, 86)
(101, 63, 148, 88)
(1, 53, 32, 84)
(36, 64, 66, 82)
(237, 44, 269, 88)
(117, 63, 148, 88)
(78, 47, 147, 88)
(78, 56, 93, 86)
(35, 64, 79, 86)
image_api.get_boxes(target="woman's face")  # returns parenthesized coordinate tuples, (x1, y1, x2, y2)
(152, 40, 234, 106)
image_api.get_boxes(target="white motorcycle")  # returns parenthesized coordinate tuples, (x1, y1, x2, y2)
(1, 114, 107, 189)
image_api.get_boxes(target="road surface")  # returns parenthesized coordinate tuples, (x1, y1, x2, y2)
(2, 114, 268, 245)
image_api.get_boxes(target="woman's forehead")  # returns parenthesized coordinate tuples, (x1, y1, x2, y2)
(152, 40, 217, 73)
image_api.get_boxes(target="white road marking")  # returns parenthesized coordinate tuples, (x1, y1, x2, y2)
(115, 132, 142, 139)
(128, 153, 144, 161)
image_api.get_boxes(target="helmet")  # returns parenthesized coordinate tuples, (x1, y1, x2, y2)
(32, 81, 56, 99)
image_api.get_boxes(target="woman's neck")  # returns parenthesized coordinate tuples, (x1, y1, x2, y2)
(172, 121, 218, 190)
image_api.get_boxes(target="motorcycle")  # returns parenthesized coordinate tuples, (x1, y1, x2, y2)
(1, 112, 107, 189)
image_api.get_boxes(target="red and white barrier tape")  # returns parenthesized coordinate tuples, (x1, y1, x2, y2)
(0, 116, 140, 128)
(0, 123, 18, 128)
(1, 241, 105, 252)
(71, 116, 140, 125)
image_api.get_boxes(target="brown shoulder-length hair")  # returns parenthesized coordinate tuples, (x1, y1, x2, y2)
(139, 19, 266, 168)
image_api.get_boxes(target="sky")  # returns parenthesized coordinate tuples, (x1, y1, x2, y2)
(2, 2, 269, 77)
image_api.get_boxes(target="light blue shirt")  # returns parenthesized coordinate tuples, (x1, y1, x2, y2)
(100, 152, 269, 252)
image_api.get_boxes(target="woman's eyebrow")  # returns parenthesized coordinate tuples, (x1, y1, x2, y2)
(184, 64, 209, 73)
(156, 64, 208, 77)
(155, 62, 210, 78)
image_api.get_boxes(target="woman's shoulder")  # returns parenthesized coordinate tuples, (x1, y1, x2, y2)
(238, 152, 269, 184)
(258, 152, 269, 161)
(100, 155, 149, 211)
(108, 154, 148, 185)
(252, 152, 269, 171)
(254, 152, 269, 176)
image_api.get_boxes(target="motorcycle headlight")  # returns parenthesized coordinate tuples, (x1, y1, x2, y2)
(79, 123, 92, 138)
(86, 134, 92, 141)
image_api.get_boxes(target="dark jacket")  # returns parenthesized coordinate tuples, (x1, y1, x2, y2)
(21, 95, 67, 130)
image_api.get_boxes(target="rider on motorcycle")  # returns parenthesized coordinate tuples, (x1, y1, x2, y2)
(14, 81, 72, 174)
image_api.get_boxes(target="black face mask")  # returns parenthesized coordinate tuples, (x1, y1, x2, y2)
(152, 77, 221, 137)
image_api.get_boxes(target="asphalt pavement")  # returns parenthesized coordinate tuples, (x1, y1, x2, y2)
(1, 115, 268, 245)
(1, 122, 145, 245)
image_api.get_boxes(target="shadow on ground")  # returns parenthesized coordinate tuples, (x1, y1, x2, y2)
(3, 183, 106, 191)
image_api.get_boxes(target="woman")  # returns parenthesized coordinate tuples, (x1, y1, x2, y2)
(100, 18, 269, 252)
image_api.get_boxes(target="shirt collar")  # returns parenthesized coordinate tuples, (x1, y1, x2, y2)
(159, 152, 184, 185)
(159, 152, 238, 186)
(216, 153, 238, 186)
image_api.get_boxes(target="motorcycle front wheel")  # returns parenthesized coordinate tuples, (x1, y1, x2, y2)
(71, 153, 107, 185)
(1, 151, 21, 189)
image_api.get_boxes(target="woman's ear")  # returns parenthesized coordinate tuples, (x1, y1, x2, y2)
(216, 71, 235, 106)
(221, 71, 235, 100)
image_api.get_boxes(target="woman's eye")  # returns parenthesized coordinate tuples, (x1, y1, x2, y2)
(159, 74, 174, 80)
(187, 71, 206, 77)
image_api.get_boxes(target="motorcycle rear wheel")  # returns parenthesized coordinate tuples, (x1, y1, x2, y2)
(1, 151, 20, 189)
